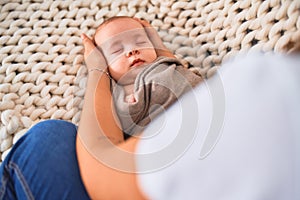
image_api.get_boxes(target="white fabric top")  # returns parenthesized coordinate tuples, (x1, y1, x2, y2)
(136, 53, 300, 200)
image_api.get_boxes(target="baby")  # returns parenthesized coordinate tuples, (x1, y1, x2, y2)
(88, 16, 202, 137)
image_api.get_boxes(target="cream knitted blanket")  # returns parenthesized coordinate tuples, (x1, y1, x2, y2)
(0, 0, 299, 161)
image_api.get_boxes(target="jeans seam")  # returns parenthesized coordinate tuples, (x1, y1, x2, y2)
(0, 167, 9, 200)
(8, 162, 34, 200)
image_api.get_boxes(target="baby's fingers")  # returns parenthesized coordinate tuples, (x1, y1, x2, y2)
(133, 17, 152, 28)
(81, 34, 108, 70)
(81, 33, 96, 59)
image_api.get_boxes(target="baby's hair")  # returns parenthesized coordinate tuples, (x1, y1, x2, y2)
(93, 16, 134, 45)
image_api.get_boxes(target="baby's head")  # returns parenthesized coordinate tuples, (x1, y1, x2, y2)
(93, 16, 157, 81)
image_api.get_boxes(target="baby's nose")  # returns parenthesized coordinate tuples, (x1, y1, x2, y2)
(125, 49, 140, 57)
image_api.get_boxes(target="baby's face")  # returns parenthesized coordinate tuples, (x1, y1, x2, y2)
(94, 18, 157, 81)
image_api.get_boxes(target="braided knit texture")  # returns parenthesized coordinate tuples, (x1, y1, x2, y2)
(0, 0, 299, 161)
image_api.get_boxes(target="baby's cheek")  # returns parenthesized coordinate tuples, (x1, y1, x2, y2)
(109, 61, 126, 80)
(108, 68, 121, 81)
(142, 49, 157, 62)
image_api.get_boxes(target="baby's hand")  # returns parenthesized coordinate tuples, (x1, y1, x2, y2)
(134, 18, 152, 28)
(125, 94, 136, 103)
(81, 33, 108, 70)
(133, 18, 175, 58)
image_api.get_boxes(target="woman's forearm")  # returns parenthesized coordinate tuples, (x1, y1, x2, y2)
(76, 71, 145, 200)
(76, 33, 145, 200)
(77, 70, 124, 150)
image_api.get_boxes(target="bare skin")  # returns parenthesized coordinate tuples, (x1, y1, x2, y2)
(76, 17, 177, 199)
(94, 18, 158, 81)
(76, 32, 146, 199)
(76, 17, 175, 200)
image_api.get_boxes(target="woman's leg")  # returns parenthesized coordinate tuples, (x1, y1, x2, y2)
(0, 120, 90, 200)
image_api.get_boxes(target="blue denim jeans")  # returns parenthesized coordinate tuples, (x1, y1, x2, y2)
(0, 120, 90, 200)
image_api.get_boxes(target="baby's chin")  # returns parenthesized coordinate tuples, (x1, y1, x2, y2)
(116, 63, 149, 85)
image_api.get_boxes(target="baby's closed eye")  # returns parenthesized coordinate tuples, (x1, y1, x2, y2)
(111, 47, 123, 54)
(136, 40, 151, 48)
(136, 40, 147, 44)
(136, 36, 150, 45)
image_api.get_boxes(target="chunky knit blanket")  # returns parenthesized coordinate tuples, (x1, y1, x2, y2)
(0, 0, 299, 161)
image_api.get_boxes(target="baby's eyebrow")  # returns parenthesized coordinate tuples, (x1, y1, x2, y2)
(111, 40, 121, 46)
(133, 33, 147, 39)
(108, 40, 122, 49)
(102, 30, 148, 49)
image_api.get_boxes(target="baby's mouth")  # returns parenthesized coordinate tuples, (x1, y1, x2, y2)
(130, 58, 145, 67)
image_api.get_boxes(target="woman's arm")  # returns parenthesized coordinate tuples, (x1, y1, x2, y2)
(76, 34, 146, 200)
(77, 33, 123, 148)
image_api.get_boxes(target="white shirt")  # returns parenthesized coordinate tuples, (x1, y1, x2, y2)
(136, 53, 300, 200)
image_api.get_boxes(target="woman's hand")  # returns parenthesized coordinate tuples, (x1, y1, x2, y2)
(81, 33, 108, 70)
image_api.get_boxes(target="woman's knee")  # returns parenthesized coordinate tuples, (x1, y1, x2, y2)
(27, 119, 77, 140)
(0, 120, 90, 199)
(5, 120, 77, 160)
(4, 119, 78, 162)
